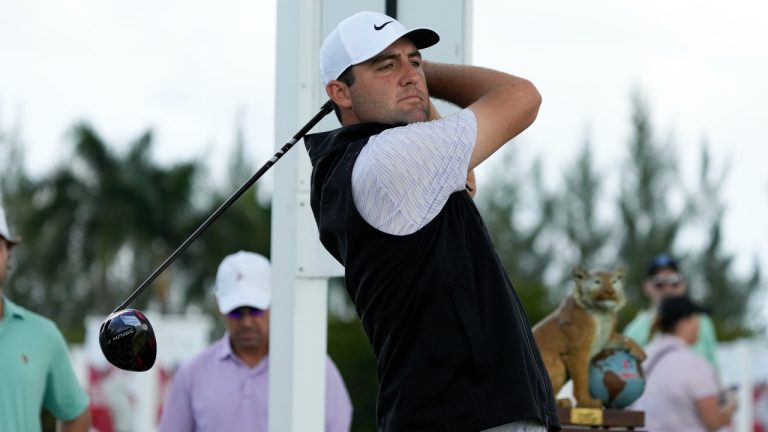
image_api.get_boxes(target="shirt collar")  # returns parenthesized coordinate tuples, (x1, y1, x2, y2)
(653, 333, 687, 349)
(304, 122, 401, 165)
(2, 296, 26, 320)
(216, 333, 235, 360)
(215, 333, 269, 371)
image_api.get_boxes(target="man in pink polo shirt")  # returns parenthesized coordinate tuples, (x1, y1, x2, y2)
(158, 251, 352, 432)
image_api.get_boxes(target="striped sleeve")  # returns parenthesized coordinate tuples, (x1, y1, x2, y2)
(352, 109, 477, 235)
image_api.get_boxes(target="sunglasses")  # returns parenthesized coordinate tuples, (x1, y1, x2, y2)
(652, 274, 683, 289)
(226, 306, 266, 320)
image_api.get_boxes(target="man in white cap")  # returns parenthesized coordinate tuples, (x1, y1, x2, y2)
(0, 206, 91, 432)
(305, 11, 559, 432)
(159, 251, 353, 432)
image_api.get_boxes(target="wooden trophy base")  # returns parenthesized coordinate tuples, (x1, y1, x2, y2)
(557, 407, 646, 432)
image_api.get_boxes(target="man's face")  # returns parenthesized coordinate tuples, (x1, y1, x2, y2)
(343, 38, 430, 125)
(0, 239, 9, 289)
(644, 267, 687, 304)
(678, 314, 701, 345)
(223, 306, 270, 355)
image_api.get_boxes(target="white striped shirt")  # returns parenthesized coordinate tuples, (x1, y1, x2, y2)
(351, 109, 477, 235)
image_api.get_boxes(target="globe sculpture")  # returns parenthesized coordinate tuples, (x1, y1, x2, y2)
(589, 348, 645, 409)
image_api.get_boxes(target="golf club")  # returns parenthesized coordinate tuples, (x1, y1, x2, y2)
(99, 100, 334, 371)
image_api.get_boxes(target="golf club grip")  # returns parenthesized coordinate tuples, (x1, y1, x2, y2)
(112, 100, 334, 313)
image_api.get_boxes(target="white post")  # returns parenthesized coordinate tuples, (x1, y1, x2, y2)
(137, 364, 158, 432)
(270, 1, 333, 431)
(735, 340, 753, 432)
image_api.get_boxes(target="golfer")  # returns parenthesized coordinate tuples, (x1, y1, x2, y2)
(305, 11, 559, 432)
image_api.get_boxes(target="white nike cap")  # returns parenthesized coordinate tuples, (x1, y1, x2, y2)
(320, 11, 440, 86)
(0, 206, 20, 246)
(214, 251, 271, 314)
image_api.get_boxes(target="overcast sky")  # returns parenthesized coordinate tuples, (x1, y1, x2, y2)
(1, 0, 766, 291)
(475, 0, 768, 277)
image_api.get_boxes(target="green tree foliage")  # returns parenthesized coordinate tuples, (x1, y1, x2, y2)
(617, 96, 760, 340)
(688, 145, 761, 339)
(0, 117, 29, 202)
(560, 93, 761, 337)
(480, 92, 762, 339)
(327, 281, 378, 432)
(174, 124, 272, 319)
(2, 123, 203, 337)
(557, 139, 611, 269)
(0, 121, 272, 339)
(476, 148, 558, 325)
(615, 92, 693, 317)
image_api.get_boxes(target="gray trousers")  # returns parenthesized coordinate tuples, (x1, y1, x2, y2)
(480, 420, 547, 432)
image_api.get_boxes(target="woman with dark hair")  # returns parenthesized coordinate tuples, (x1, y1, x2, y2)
(632, 295, 737, 431)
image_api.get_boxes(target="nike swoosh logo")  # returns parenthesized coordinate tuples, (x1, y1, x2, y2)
(374, 21, 394, 31)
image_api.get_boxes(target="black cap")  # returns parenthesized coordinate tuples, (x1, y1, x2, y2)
(657, 295, 708, 330)
(646, 253, 679, 277)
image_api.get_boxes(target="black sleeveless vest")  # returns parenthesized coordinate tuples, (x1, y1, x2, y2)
(305, 123, 560, 432)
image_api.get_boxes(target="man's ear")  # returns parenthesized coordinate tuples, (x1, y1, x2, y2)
(326, 81, 353, 109)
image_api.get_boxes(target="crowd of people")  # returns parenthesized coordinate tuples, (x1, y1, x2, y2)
(625, 254, 737, 431)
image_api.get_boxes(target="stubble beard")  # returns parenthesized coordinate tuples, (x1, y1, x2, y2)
(351, 90, 429, 125)
(233, 328, 266, 352)
(377, 102, 429, 125)
(403, 104, 430, 124)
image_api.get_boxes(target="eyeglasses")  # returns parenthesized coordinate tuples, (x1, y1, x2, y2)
(226, 306, 266, 320)
(652, 274, 683, 289)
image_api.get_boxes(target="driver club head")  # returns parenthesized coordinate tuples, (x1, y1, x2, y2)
(99, 309, 157, 372)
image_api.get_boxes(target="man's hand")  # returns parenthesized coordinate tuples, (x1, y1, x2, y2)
(466, 170, 476, 198)
(423, 61, 541, 171)
(59, 409, 90, 432)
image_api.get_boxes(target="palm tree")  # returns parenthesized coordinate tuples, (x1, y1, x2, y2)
(5, 123, 201, 336)
(476, 148, 558, 324)
(177, 124, 272, 313)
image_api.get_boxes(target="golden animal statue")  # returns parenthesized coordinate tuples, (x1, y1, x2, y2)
(532, 266, 646, 408)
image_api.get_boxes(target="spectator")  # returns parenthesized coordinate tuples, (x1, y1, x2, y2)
(0, 206, 90, 432)
(624, 253, 719, 369)
(632, 295, 736, 431)
(159, 251, 352, 432)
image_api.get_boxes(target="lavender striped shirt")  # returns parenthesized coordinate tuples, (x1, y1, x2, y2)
(158, 336, 352, 432)
(352, 109, 477, 235)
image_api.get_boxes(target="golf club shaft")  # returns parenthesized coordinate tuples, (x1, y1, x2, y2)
(112, 100, 334, 313)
